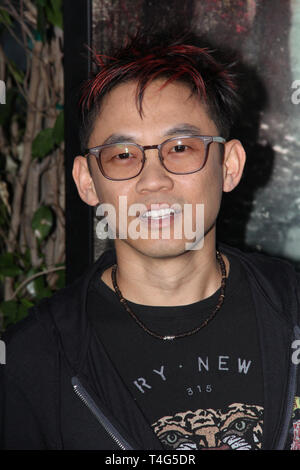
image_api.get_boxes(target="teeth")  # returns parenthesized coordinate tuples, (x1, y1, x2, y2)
(142, 208, 175, 219)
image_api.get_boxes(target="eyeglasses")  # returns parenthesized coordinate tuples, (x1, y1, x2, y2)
(86, 135, 226, 181)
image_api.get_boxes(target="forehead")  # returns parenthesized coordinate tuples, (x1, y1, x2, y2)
(88, 80, 218, 147)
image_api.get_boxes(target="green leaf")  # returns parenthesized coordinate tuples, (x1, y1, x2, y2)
(0, 300, 19, 325)
(25, 267, 52, 300)
(0, 8, 12, 26)
(45, 0, 63, 29)
(32, 206, 54, 241)
(7, 60, 24, 85)
(0, 253, 22, 277)
(16, 299, 33, 322)
(19, 248, 32, 270)
(36, 286, 52, 300)
(32, 128, 55, 159)
(26, 276, 42, 298)
(1, 299, 32, 327)
(20, 298, 34, 309)
(35, 0, 47, 7)
(52, 110, 64, 145)
(23, 267, 39, 297)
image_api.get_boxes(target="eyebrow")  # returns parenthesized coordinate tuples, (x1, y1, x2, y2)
(163, 124, 203, 136)
(101, 124, 204, 146)
(102, 134, 137, 145)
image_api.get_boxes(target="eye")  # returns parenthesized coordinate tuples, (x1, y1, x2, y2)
(227, 418, 255, 434)
(108, 145, 138, 161)
(159, 430, 195, 450)
(166, 432, 178, 444)
(234, 420, 246, 432)
(171, 144, 188, 153)
(116, 152, 131, 159)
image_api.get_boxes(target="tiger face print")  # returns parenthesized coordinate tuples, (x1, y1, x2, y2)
(152, 403, 263, 450)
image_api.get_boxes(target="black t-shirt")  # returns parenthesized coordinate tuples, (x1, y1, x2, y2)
(87, 253, 264, 450)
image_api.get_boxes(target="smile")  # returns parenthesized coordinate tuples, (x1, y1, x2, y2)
(141, 208, 177, 220)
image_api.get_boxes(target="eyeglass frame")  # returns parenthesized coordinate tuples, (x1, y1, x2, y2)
(86, 134, 226, 181)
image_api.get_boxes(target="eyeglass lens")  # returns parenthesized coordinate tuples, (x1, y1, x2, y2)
(99, 137, 207, 180)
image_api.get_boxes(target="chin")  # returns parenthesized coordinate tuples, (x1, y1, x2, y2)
(121, 237, 201, 259)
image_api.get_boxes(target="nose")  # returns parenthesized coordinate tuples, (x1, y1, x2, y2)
(135, 149, 174, 194)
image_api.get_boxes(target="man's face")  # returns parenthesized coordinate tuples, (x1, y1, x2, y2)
(86, 79, 226, 259)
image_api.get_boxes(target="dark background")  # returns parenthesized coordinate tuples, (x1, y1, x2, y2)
(64, 0, 300, 283)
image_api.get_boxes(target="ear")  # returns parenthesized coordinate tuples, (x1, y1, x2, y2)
(72, 156, 100, 206)
(222, 139, 246, 193)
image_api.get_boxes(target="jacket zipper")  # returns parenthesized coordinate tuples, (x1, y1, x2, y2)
(275, 325, 300, 449)
(72, 376, 134, 450)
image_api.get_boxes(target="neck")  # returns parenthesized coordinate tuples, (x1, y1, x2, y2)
(101, 234, 229, 307)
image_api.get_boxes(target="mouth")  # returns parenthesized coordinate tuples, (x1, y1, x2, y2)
(138, 204, 182, 233)
(141, 207, 178, 220)
(140, 203, 182, 221)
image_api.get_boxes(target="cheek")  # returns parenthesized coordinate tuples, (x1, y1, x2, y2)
(202, 168, 224, 226)
(205, 170, 223, 199)
(184, 164, 223, 228)
(182, 164, 223, 204)
(204, 154, 224, 196)
(94, 183, 119, 209)
(88, 154, 126, 206)
(93, 178, 135, 213)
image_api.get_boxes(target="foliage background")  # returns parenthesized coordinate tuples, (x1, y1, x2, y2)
(0, 0, 64, 333)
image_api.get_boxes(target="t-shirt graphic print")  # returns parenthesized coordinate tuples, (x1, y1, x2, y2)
(152, 402, 263, 450)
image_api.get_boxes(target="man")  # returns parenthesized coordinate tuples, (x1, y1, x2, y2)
(1, 32, 300, 450)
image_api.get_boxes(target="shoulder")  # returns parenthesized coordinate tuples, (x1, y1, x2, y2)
(2, 284, 82, 381)
(1, 249, 116, 377)
(0, 311, 55, 393)
(220, 243, 298, 280)
(220, 243, 300, 319)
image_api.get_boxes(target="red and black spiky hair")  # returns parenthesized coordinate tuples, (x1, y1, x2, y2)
(79, 31, 240, 150)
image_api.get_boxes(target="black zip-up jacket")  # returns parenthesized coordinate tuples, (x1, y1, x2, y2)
(1, 244, 300, 450)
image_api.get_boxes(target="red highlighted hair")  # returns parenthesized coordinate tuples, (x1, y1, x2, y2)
(79, 32, 240, 149)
